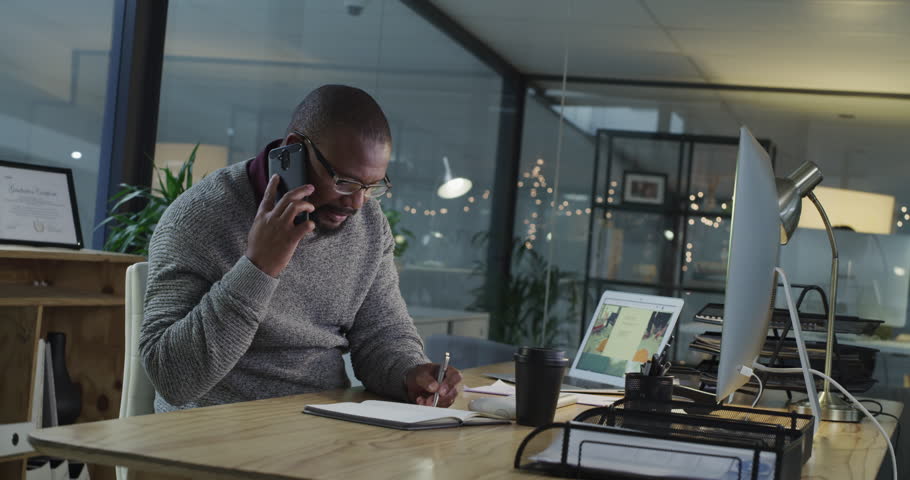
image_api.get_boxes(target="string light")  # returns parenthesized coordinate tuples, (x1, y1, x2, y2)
(697, 192, 704, 198)
(608, 189, 615, 195)
(440, 208, 448, 214)
(575, 209, 582, 215)
(607, 198, 614, 204)
(517, 181, 524, 188)
(610, 181, 617, 187)
(689, 195, 696, 201)
(596, 196, 603, 203)
(468, 196, 475, 203)
(688, 219, 695, 225)
(721, 203, 728, 210)
(537, 158, 544, 165)
(535, 199, 542, 205)
(585, 208, 591, 214)
(531, 212, 538, 218)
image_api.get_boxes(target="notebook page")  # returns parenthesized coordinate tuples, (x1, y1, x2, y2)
(312, 401, 477, 425)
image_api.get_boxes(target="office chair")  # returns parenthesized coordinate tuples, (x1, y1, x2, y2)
(117, 262, 155, 480)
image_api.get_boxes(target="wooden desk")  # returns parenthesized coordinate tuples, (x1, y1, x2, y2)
(29, 363, 901, 480)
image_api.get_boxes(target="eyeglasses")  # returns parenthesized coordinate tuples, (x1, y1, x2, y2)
(293, 130, 392, 199)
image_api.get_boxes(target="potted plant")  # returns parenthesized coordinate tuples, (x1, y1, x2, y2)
(98, 145, 198, 256)
(469, 233, 586, 347)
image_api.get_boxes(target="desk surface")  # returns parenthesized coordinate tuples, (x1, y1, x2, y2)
(30, 363, 901, 480)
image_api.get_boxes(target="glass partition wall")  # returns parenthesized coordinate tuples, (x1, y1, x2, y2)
(527, 80, 910, 378)
(0, 1, 115, 245)
(155, 1, 507, 313)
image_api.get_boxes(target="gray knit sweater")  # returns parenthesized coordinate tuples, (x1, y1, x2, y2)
(140, 161, 428, 413)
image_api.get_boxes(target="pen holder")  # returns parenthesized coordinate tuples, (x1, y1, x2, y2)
(624, 373, 673, 413)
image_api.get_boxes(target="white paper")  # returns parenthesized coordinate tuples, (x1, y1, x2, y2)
(308, 400, 480, 424)
(0, 165, 78, 245)
(31, 339, 45, 426)
(575, 394, 621, 407)
(530, 426, 776, 480)
(464, 380, 516, 396)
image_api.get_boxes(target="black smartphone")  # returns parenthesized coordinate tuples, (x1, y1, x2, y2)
(267, 143, 310, 225)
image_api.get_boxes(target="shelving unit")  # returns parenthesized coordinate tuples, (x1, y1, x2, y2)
(581, 130, 775, 349)
(0, 245, 143, 480)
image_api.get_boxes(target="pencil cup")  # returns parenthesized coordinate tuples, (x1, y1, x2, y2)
(624, 372, 673, 413)
(514, 347, 568, 427)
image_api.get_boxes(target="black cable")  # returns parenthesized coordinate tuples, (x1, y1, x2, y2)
(859, 399, 884, 416)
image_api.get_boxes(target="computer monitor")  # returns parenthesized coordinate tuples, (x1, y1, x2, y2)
(715, 127, 782, 400)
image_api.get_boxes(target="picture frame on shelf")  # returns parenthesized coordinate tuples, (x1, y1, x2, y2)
(622, 171, 667, 206)
(0, 159, 83, 249)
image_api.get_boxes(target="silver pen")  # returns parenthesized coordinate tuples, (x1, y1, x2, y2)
(432, 352, 450, 408)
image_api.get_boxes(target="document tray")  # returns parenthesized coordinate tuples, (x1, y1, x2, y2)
(514, 402, 811, 480)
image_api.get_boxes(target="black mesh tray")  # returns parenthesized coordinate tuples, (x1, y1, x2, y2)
(577, 399, 814, 467)
(695, 302, 883, 335)
(514, 408, 809, 480)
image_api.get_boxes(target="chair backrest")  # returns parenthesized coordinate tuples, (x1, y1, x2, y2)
(120, 262, 155, 418)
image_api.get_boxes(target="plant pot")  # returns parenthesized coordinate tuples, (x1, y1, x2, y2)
(47, 332, 82, 425)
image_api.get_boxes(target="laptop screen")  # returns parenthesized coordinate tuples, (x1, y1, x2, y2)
(570, 291, 683, 384)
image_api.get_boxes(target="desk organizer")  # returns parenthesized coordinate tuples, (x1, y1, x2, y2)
(514, 401, 813, 480)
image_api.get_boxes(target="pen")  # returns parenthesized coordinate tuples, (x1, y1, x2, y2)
(432, 352, 450, 408)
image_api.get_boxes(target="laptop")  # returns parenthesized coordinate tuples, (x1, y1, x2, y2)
(486, 290, 684, 392)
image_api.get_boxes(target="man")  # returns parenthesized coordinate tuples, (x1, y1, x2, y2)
(140, 85, 462, 413)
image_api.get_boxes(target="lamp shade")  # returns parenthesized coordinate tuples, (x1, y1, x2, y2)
(437, 156, 472, 199)
(777, 161, 823, 244)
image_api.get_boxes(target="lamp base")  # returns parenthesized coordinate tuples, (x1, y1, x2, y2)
(793, 391, 861, 423)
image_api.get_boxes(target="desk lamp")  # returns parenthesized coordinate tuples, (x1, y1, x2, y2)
(776, 161, 861, 422)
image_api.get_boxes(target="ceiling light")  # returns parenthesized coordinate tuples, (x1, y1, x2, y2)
(70, 151, 82, 159)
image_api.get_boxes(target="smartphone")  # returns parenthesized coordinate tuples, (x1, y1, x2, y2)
(267, 143, 310, 225)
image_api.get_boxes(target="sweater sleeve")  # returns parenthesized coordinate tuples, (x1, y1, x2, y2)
(140, 220, 279, 406)
(346, 223, 429, 401)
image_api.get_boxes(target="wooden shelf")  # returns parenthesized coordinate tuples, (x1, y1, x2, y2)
(0, 285, 124, 307)
(0, 452, 33, 463)
(0, 245, 144, 264)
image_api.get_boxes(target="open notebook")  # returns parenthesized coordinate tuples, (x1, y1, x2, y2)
(303, 400, 510, 430)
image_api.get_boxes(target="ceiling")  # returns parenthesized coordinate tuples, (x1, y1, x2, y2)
(430, 0, 910, 94)
(430, 0, 910, 207)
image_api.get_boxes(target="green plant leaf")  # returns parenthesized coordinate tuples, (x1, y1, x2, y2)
(98, 142, 199, 256)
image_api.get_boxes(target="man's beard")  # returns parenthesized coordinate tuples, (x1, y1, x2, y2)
(313, 206, 358, 235)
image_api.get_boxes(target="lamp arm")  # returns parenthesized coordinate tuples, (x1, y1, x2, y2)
(807, 192, 838, 396)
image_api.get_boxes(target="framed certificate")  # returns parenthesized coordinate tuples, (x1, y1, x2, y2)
(0, 159, 83, 249)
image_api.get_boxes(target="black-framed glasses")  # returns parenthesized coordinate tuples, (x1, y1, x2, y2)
(293, 130, 392, 198)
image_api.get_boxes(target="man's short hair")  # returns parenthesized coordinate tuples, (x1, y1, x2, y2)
(287, 85, 391, 145)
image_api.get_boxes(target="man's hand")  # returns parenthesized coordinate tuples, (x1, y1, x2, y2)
(405, 363, 463, 408)
(245, 175, 316, 277)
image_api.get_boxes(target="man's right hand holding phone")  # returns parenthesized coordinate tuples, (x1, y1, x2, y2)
(245, 174, 315, 277)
